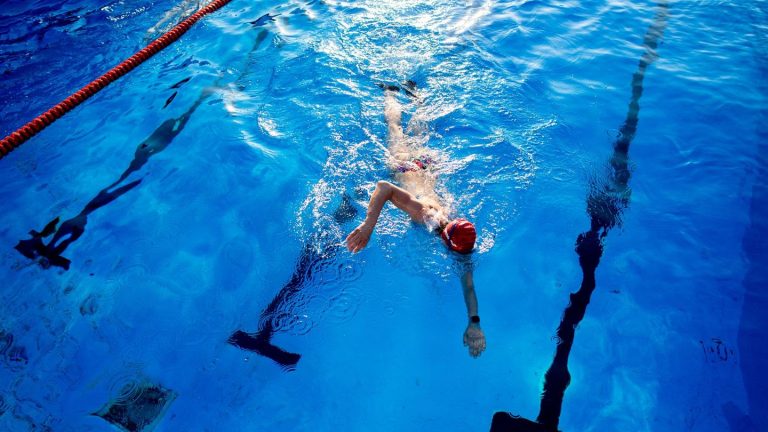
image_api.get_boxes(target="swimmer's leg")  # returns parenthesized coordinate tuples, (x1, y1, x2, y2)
(402, 80, 418, 99)
(403, 80, 429, 137)
(384, 89, 405, 144)
(382, 88, 415, 171)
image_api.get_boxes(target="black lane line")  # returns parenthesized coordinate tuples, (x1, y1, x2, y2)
(228, 195, 357, 370)
(491, 2, 668, 431)
(14, 84, 203, 270)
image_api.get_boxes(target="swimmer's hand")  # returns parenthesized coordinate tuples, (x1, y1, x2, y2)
(463, 322, 486, 358)
(345, 223, 373, 253)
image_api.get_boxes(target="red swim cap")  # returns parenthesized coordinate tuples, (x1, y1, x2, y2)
(441, 218, 476, 254)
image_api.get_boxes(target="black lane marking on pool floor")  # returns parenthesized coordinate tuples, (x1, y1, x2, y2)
(491, 2, 669, 431)
(228, 194, 357, 370)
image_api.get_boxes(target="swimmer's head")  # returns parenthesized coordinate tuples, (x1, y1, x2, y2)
(441, 218, 476, 254)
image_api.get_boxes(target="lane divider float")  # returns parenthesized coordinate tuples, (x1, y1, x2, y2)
(0, 0, 234, 160)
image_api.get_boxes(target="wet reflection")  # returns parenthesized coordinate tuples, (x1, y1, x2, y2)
(491, 2, 668, 431)
(228, 194, 357, 369)
(14, 79, 203, 270)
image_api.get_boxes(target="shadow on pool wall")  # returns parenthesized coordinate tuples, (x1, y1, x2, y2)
(490, 1, 668, 431)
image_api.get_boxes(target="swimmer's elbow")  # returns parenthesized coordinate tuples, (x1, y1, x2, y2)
(375, 181, 394, 198)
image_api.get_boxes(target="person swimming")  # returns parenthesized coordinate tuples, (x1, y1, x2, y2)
(345, 83, 485, 358)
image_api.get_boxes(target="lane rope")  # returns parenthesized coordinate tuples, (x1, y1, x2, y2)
(0, 0, 234, 160)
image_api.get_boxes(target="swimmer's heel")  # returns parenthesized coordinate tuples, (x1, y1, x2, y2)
(377, 82, 400, 92)
(228, 330, 301, 369)
(402, 80, 418, 99)
(490, 412, 559, 432)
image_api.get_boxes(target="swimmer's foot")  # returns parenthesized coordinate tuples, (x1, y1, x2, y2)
(377, 82, 400, 92)
(402, 80, 419, 99)
(228, 330, 301, 369)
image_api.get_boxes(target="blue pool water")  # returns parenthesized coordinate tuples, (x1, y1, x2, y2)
(1, 0, 766, 430)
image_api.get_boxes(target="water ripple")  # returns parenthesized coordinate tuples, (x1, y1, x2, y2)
(0, 0, 763, 430)
(326, 287, 363, 324)
(106, 365, 145, 404)
(270, 311, 315, 336)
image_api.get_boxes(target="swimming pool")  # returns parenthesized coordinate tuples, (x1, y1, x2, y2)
(0, 0, 766, 430)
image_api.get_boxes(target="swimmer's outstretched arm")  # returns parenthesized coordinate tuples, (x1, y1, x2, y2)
(345, 180, 486, 358)
(346, 181, 423, 253)
(460, 267, 486, 358)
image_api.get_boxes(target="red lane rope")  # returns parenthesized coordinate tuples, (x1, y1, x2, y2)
(0, 0, 234, 160)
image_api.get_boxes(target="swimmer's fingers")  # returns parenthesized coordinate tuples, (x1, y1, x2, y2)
(345, 230, 360, 252)
(470, 338, 484, 358)
(473, 336, 486, 358)
(354, 234, 369, 252)
(469, 337, 479, 357)
(464, 326, 486, 358)
(347, 223, 375, 253)
(479, 334, 487, 356)
(345, 228, 368, 253)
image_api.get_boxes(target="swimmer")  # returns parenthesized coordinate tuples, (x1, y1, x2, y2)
(346, 83, 486, 358)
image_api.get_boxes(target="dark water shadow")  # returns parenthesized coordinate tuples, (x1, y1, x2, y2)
(10, 10, 277, 270)
(14, 84, 206, 270)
